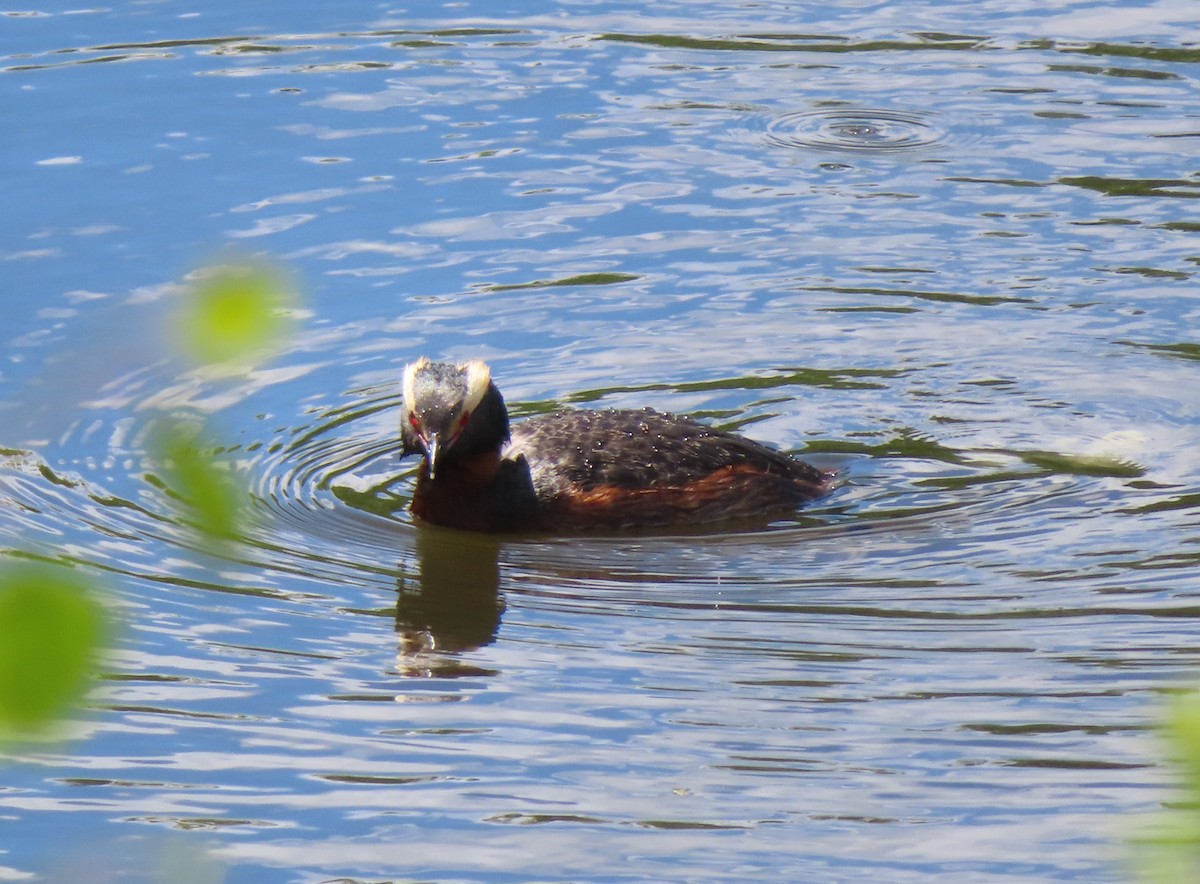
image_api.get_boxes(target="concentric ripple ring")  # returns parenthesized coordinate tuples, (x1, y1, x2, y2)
(764, 108, 945, 153)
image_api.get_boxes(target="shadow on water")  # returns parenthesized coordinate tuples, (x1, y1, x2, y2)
(395, 526, 505, 662)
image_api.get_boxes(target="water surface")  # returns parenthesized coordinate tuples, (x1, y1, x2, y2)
(3, 1, 1200, 881)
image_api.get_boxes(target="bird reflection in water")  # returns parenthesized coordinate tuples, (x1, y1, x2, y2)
(394, 525, 504, 677)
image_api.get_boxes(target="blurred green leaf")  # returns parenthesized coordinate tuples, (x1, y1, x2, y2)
(176, 262, 296, 367)
(1132, 689, 1200, 881)
(1134, 810, 1200, 884)
(0, 562, 109, 740)
(156, 838, 227, 884)
(149, 422, 244, 547)
(1166, 690, 1200, 803)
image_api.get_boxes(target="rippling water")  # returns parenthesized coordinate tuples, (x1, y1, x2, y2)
(3, 1, 1200, 880)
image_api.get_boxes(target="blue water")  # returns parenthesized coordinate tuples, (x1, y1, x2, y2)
(3, 1, 1200, 881)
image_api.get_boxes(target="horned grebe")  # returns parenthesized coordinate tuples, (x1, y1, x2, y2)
(400, 357, 832, 532)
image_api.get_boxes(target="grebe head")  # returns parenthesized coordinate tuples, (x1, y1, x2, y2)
(401, 357, 509, 477)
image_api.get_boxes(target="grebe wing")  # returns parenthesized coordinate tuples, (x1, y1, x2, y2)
(504, 408, 821, 492)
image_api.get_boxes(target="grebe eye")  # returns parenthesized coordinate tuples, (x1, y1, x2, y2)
(459, 410, 471, 427)
(407, 413, 421, 430)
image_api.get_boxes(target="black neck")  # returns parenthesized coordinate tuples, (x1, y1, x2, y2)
(443, 382, 510, 463)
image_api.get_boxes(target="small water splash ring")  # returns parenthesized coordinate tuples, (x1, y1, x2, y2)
(764, 108, 945, 154)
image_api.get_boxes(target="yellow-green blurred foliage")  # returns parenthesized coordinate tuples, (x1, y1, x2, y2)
(147, 422, 245, 550)
(155, 257, 301, 549)
(0, 562, 109, 742)
(1134, 690, 1200, 882)
(174, 261, 297, 368)
(0, 257, 300, 752)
